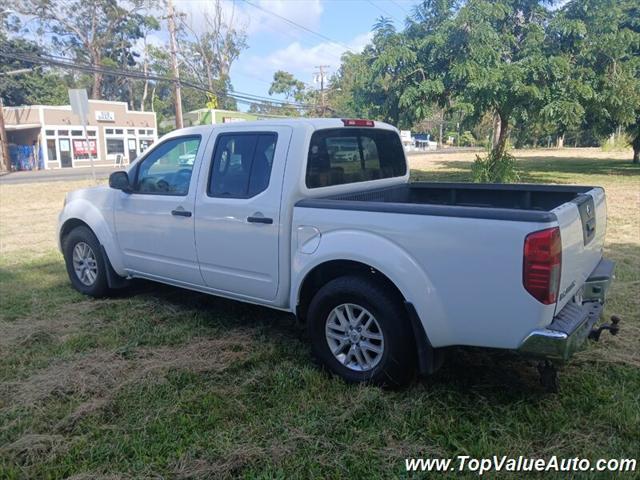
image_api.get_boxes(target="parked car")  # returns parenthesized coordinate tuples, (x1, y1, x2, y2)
(58, 118, 618, 387)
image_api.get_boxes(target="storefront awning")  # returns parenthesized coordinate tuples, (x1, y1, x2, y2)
(5, 124, 41, 130)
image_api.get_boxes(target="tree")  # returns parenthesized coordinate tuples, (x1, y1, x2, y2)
(560, 0, 640, 162)
(0, 36, 69, 106)
(269, 70, 306, 102)
(177, 0, 247, 110)
(15, 0, 155, 99)
(438, 1, 551, 159)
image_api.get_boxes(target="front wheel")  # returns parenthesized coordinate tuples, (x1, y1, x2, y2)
(63, 226, 110, 297)
(307, 275, 416, 388)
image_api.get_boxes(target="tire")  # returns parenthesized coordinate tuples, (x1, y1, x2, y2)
(307, 275, 416, 388)
(62, 226, 110, 297)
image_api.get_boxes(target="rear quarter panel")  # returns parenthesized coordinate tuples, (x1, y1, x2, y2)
(292, 206, 557, 349)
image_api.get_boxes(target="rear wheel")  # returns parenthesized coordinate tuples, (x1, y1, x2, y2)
(307, 275, 416, 387)
(63, 226, 110, 297)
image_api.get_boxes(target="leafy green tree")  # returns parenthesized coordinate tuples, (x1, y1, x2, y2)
(0, 36, 69, 106)
(269, 70, 306, 103)
(560, 0, 640, 162)
(364, 16, 417, 127)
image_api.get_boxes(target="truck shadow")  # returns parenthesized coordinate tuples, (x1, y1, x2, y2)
(422, 347, 548, 399)
(109, 281, 554, 398)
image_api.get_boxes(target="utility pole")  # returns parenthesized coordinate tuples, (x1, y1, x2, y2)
(314, 65, 330, 117)
(167, 0, 183, 129)
(0, 97, 9, 172)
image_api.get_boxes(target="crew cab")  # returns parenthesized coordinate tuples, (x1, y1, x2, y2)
(58, 119, 617, 387)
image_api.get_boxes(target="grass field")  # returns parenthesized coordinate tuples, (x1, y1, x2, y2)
(1, 148, 638, 479)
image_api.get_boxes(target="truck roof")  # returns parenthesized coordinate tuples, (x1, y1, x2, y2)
(161, 118, 398, 140)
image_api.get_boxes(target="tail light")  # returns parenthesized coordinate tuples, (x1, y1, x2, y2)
(342, 119, 374, 127)
(523, 227, 562, 304)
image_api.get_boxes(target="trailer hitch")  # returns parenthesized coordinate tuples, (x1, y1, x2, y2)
(588, 315, 621, 341)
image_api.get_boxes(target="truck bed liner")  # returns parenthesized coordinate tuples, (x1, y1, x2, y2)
(297, 182, 594, 223)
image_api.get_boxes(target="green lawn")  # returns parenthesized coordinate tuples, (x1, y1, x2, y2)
(1, 151, 638, 479)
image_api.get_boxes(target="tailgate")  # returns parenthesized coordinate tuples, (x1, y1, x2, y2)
(552, 187, 607, 313)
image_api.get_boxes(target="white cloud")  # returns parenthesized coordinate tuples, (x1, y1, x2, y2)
(239, 31, 373, 85)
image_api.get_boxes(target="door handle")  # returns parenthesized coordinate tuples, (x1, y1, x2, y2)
(247, 216, 273, 224)
(171, 208, 192, 217)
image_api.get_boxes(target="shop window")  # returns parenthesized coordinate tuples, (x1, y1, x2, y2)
(106, 138, 125, 155)
(140, 139, 154, 152)
(147, 129, 154, 135)
(106, 128, 114, 134)
(138, 129, 145, 134)
(71, 130, 82, 136)
(127, 129, 135, 135)
(46, 130, 55, 136)
(115, 129, 123, 135)
(58, 130, 69, 136)
(47, 139, 57, 161)
(87, 130, 96, 137)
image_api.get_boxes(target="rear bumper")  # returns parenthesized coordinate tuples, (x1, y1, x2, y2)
(517, 258, 615, 361)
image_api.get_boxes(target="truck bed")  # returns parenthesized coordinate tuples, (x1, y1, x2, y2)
(297, 182, 594, 222)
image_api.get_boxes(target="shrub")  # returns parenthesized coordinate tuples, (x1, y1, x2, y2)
(472, 149, 520, 183)
(459, 131, 476, 146)
(600, 133, 631, 152)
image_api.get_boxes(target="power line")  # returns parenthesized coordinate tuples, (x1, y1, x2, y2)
(365, 0, 404, 23)
(0, 50, 320, 110)
(241, 0, 355, 52)
(388, 0, 411, 15)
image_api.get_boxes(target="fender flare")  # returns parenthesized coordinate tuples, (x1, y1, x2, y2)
(59, 199, 126, 276)
(291, 229, 450, 347)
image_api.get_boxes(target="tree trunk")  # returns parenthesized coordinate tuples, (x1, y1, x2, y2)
(556, 134, 564, 149)
(91, 72, 102, 99)
(127, 80, 134, 110)
(91, 53, 102, 100)
(141, 49, 149, 112)
(632, 133, 640, 164)
(491, 111, 501, 148)
(492, 113, 509, 158)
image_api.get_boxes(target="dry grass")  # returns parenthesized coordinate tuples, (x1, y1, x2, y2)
(0, 179, 103, 261)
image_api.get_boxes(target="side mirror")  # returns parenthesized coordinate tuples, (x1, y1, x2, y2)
(109, 171, 132, 193)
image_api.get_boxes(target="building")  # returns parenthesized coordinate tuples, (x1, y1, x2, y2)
(3, 100, 157, 170)
(159, 108, 281, 132)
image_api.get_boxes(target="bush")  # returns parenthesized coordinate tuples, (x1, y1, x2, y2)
(600, 133, 631, 152)
(459, 131, 476, 146)
(472, 149, 520, 183)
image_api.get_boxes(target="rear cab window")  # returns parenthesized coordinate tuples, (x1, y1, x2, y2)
(306, 128, 406, 188)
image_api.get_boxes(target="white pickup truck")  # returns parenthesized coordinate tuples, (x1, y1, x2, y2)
(58, 118, 618, 387)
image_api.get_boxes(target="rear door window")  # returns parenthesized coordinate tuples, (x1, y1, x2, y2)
(306, 128, 406, 188)
(208, 133, 277, 198)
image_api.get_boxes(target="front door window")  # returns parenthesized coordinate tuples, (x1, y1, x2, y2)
(134, 136, 201, 195)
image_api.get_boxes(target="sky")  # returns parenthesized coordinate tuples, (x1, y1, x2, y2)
(170, 0, 421, 109)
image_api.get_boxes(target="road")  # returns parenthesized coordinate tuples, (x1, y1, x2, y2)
(0, 147, 483, 185)
(0, 166, 119, 185)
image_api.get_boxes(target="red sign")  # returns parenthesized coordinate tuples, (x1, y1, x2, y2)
(72, 139, 97, 156)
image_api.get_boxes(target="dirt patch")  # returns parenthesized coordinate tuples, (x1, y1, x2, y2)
(1, 331, 254, 425)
